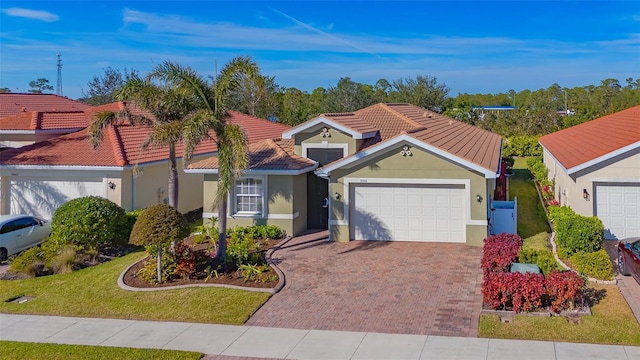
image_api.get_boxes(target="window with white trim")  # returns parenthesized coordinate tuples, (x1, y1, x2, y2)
(235, 178, 263, 214)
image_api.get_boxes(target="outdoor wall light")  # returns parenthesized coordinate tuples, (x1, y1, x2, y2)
(335, 192, 341, 200)
(583, 189, 590, 200)
(108, 181, 116, 190)
(476, 194, 483, 203)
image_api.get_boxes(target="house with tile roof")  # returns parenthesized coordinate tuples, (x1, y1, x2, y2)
(0, 102, 289, 219)
(188, 103, 504, 245)
(0, 93, 95, 149)
(539, 105, 640, 239)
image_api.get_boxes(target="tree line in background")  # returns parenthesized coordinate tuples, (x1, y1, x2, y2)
(15, 63, 640, 140)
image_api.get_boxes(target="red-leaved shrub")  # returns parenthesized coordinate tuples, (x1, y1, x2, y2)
(481, 233, 523, 280)
(482, 271, 545, 312)
(545, 270, 585, 313)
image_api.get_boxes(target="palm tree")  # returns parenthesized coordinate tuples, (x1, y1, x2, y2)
(87, 76, 195, 209)
(150, 56, 259, 258)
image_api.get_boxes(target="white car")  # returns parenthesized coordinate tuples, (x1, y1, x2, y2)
(0, 214, 51, 261)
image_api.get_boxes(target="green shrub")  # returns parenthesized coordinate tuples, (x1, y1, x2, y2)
(554, 214, 604, 256)
(518, 248, 561, 275)
(526, 156, 549, 182)
(503, 135, 542, 157)
(129, 204, 189, 284)
(129, 204, 189, 247)
(226, 233, 260, 266)
(227, 225, 284, 240)
(547, 205, 575, 224)
(125, 209, 144, 236)
(49, 196, 130, 251)
(8, 247, 48, 277)
(570, 250, 614, 280)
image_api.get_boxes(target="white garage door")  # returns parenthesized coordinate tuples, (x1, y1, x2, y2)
(351, 184, 465, 242)
(10, 179, 105, 220)
(596, 184, 640, 239)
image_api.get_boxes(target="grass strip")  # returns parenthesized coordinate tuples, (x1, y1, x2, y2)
(0, 252, 270, 324)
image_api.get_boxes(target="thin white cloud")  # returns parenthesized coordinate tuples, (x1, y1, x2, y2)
(2, 8, 59, 22)
(270, 8, 382, 59)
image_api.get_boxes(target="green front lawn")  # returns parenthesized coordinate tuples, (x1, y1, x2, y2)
(0, 341, 202, 360)
(479, 284, 640, 345)
(510, 157, 550, 250)
(0, 252, 270, 324)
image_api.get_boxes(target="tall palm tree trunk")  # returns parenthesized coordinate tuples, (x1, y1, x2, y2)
(167, 144, 179, 208)
(217, 198, 228, 259)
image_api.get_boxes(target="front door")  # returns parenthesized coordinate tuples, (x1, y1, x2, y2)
(306, 148, 344, 229)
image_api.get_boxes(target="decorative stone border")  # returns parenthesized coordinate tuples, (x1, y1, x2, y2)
(532, 179, 617, 285)
(117, 236, 293, 293)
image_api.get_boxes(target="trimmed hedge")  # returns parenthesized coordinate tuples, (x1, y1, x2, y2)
(555, 214, 604, 257)
(547, 205, 574, 224)
(129, 204, 190, 246)
(545, 270, 586, 313)
(49, 196, 130, 250)
(518, 248, 561, 275)
(526, 156, 549, 183)
(570, 250, 614, 280)
(481, 233, 523, 280)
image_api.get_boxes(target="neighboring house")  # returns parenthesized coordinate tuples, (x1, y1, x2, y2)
(539, 105, 640, 240)
(188, 103, 503, 245)
(0, 93, 94, 149)
(0, 93, 92, 118)
(0, 102, 289, 219)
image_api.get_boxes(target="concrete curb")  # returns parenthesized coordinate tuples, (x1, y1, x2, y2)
(116, 236, 293, 293)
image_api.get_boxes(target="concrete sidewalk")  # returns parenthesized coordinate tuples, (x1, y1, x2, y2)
(1, 314, 639, 359)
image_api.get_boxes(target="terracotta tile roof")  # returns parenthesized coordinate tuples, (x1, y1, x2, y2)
(0, 93, 92, 118)
(318, 103, 502, 173)
(0, 103, 290, 168)
(0, 111, 89, 131)
(539, 105, 640, 171)
(320, 112, 379, 135)
(189, 138, 315, 171)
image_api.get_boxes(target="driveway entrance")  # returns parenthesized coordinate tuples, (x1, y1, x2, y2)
(247, 231, 484, 337)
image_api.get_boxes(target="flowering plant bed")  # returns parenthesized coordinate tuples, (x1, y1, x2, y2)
(122, 237, 282, 289)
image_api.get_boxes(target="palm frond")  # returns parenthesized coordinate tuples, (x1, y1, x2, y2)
(87, 110, 119, 149)
(214, 124, 248, 204)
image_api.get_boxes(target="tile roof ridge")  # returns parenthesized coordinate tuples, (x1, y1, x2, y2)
(376, 103, 425, 129)
(321, 112, 356, 117)
(107, 126, 128, 166)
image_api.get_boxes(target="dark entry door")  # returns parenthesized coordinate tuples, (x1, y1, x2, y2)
(306, 148, 344, 229)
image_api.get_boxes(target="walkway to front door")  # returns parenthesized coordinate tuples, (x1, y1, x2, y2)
(247, 231, 484, 337)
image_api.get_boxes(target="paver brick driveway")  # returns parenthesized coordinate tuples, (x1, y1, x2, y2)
(247, 231, 484, 337)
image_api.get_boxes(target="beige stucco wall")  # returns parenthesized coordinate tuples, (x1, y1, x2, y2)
(201, 173, 306, 236)
(128, 159, 205, 214)
(294, 128, 356, 157)
(544, 147, 640, 217)
(329, 143, 489, 245)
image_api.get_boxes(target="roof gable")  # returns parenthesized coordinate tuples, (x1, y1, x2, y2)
(282, 115, 378, 140)
(539, 105, 640, 173)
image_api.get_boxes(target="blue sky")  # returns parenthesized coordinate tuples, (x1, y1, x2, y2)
(1, 1, 639, 100)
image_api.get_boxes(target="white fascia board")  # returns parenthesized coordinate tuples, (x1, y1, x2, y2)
(320, 134, 498, 179)
(185, 164, 318, 175)
(281, 116, 369, 140)
(566, 141, 640, 175)
(0, 164, 124, 171)
(0, 130, 35, 135)
(0, 128, 84, 135)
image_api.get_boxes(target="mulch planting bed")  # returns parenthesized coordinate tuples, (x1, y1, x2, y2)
(122, 238, 282, 289)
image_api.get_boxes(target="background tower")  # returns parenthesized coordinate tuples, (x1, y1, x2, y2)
(56, 53, 63, 96)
